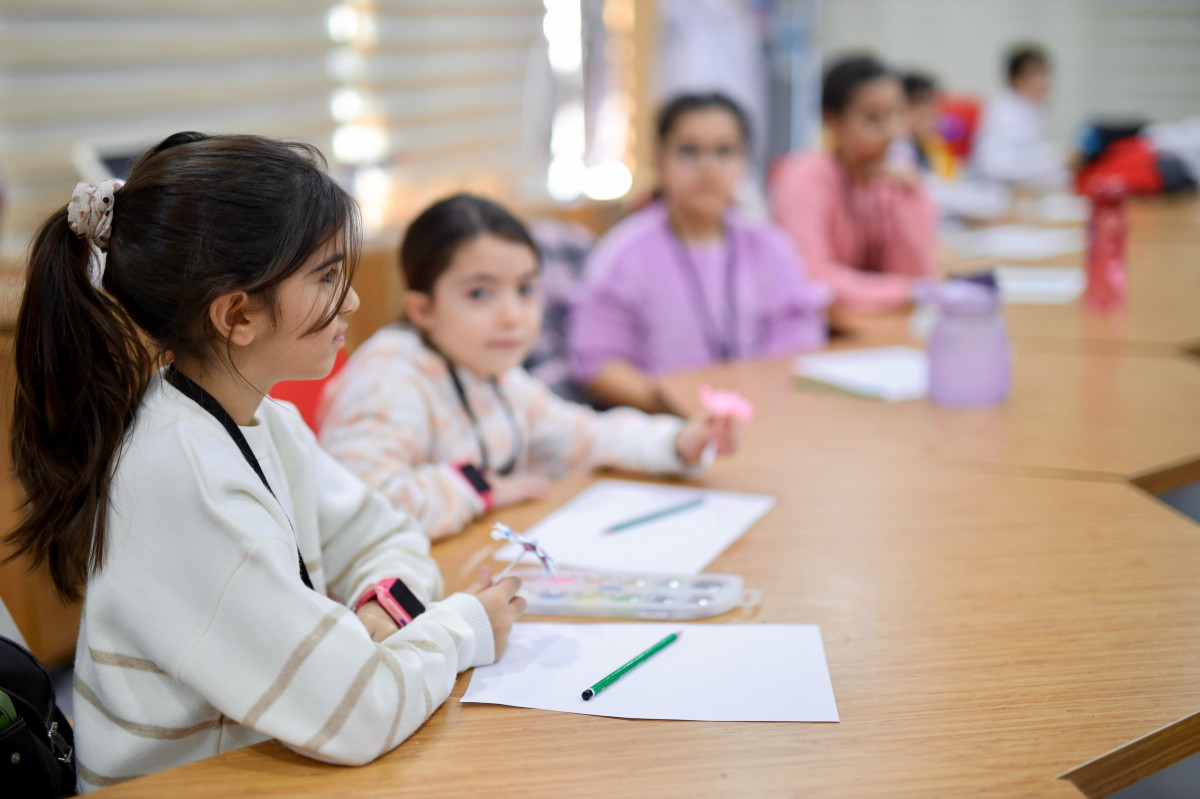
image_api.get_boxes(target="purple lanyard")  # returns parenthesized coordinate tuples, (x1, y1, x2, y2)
(667, 222, 740, 362)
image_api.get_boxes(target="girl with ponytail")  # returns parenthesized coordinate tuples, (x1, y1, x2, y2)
(7, 132, 522, 791)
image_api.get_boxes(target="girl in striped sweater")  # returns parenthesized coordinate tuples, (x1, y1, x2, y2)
(319, 194, 740, 541)
(7, 134, 523, 791)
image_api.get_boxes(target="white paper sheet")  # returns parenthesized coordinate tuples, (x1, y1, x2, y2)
(946, 224, 1084, 260)
(495, 480, 774, 574)
(1016, 192, 1089, 224)
(461, 622, 840, 722)
(994, 266, 1085, 304)
(793, 346, 928, 402)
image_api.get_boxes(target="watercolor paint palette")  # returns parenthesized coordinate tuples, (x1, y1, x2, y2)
(508, 568, 759, 620)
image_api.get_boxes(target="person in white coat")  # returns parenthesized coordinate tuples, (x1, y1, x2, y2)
(970, 44, 1070, 191)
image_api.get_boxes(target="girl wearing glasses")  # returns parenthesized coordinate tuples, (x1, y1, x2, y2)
(569, 92, 830, 414)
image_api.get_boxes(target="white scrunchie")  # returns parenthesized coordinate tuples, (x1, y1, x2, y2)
(67, 179, 121, 252)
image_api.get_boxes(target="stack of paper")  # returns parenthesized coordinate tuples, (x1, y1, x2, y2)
(494, 479, 775, 574)
(994, 266, 1085, 305)
(461, 622, 840, 722)
(946, 224, 1084, 260)
(1017, 193, 1089, 224)
(793, 346, 928, 402)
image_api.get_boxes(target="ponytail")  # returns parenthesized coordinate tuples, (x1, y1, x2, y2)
(8, 206, 153, 601)
(6, 132, 357, 602)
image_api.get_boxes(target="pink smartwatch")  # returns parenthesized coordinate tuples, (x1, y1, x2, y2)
(353, 577, 426, 628)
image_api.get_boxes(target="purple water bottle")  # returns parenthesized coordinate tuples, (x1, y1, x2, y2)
(926, 280, 1011, 407)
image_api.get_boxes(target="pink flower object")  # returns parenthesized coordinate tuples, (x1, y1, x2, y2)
(698, 384, 756, 423)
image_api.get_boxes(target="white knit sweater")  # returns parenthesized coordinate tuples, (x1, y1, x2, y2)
(72, 372, 494, 793)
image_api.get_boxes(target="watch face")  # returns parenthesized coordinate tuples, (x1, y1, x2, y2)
(388, 578, 426, 621)
(459, 463, 491, 494)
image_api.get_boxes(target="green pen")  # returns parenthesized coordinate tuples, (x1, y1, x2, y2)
(604, 497, 705, 534)
(581, 632, 680, 701)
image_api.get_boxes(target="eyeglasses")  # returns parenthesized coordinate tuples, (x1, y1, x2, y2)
(665, 143, 744, 165)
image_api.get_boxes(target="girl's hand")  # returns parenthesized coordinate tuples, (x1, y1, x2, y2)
(356, 600, 400, 643)
(467, 570, 526, 659)
(870, 161, 921, 188)
(675, 411, 740, 466)
(487, 472, 550, 510)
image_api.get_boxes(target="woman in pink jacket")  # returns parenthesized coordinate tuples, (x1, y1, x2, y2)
(770, 55, 940, 313)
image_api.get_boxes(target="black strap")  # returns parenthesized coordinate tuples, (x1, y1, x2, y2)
(668, 222, 740, 362)
(165, 367, 315, 591)
(442, 356, 521, 477)
(457, 463, 491, 496)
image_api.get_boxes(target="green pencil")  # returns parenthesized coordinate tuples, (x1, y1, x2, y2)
(604, 497, 705, 534)
(581, 632, 680, 701)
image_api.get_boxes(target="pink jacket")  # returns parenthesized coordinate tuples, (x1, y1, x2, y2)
(770, 152, 940, 312)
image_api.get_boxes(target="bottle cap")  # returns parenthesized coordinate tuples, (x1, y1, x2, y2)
(932, 279, 1000, 316)
(1089, 178, 1126, 206)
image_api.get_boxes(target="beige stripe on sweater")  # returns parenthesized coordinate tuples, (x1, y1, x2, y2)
(77, 759, 139, 788)
(89, 648, 167, 674)
(377, 652, 409, 757)
(75, 676, 220, 740)
(243, 605, 346, 727)
(304, 651, 381, 752)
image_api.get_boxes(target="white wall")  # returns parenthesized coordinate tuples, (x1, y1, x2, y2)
(819, 0, 1200, 147)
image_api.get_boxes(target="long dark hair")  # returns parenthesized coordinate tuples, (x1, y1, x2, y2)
(8, 132, 359, 600)
(400, 193, 537, 295)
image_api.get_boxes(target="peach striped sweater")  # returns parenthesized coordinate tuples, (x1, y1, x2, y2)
(318, 326, 693, 540)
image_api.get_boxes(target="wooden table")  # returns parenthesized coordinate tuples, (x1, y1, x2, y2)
(76, 200, 1200, 797)
(93, 457, 1200, 798)
(838, 199, 1200, 358)
(661, 350, 1200, 491)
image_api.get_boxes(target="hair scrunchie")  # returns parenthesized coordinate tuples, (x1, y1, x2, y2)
(67, 179, 121, 252)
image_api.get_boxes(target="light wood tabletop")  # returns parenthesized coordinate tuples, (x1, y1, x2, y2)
(69, 200, 1200, 798)
(660, 348, 1200, 489)
(836, 199, 1200, 358)
(92, 458, 1200, 798)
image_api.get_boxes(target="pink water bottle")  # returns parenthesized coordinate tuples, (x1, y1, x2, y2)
(1085, 181, 1128, 314)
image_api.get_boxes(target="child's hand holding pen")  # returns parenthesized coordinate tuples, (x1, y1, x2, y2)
(465, 565, 526, 658)
(675, 410, 740, 467)
(677, 385, 755, 468)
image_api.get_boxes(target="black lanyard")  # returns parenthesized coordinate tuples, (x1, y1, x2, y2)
(668, 222, 740, 361)
(442, 356, 521, 477)
(165, 367, 314, 591)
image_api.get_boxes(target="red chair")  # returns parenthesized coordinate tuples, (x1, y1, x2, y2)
(937, 94, 982, 160)
(269, 348, 347, 434)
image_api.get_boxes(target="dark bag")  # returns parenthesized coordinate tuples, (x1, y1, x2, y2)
(0, 635, 76, 797)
